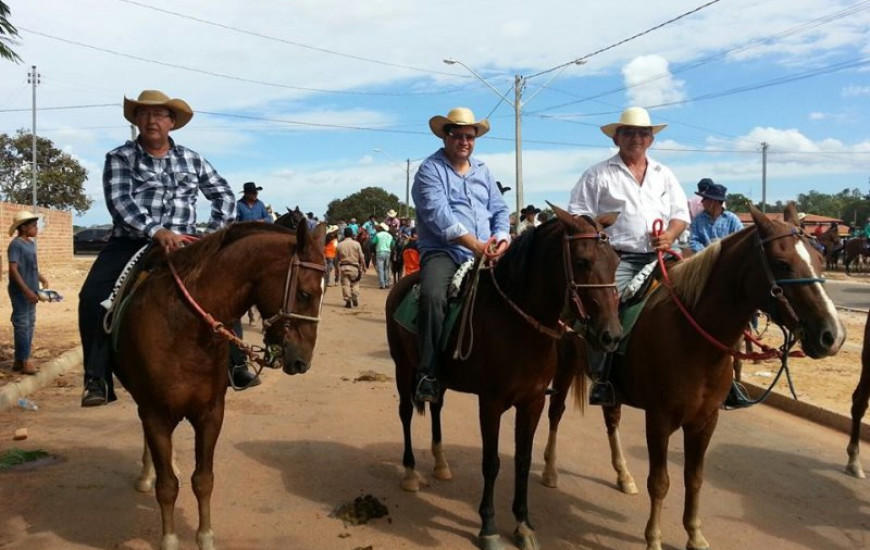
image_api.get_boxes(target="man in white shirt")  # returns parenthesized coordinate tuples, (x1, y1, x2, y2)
(568, 106, 689, 405)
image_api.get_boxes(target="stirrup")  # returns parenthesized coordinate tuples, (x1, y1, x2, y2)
(723, 381, 754, 410)
(589, 380, 616, 406)
(414, 374, 439, 403)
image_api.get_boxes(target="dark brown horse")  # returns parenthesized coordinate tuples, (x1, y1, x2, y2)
(843, 236, 870, 275)
(385, 206, 622, 550)
(115, 221, 326, 550)
(846, 309, 870, 479)
(542, 204, 845, 550)
(815, 225, 842, 271)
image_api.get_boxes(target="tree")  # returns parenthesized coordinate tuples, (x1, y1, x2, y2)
(325, 186, 410, 222)
(0, 130, 93, 214)
(0, 1, 21, 63)
(725, 193, 752, 212)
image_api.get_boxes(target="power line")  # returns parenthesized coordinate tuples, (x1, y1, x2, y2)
(114, 0, 461, 78)
(0, 103, 117, 113)
(18, 27, 448, 97)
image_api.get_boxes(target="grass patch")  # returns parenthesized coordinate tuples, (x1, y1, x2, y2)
(0, 448, 50, 471)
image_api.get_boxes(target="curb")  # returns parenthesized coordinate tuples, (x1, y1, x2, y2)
(742, 380, 870, 443)
(0, 347, 83, 411)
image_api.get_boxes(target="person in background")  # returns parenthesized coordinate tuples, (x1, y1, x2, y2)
(324, 225, 339, 286)
(568, 106, 689, 406)
(402, 228, 420, 276)
(348, 217, 360, 237)
(7, 211, 48, 376)
(516, 204, 541, 236)
(78, 90, 244, 407)
(336, 219, 348, 241)
(687, 178, 714, 221)
(385, 209, 400, 232)
(688, 182, 742, 253)
(336, 227, 366, 308)
(372, 222, 394, 289)
(411, 106, 510, 402)
(236, 182, 272, 223)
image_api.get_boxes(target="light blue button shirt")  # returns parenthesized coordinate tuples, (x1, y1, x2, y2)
(688, 210, 743, 252)
(411, 149, 510, 264)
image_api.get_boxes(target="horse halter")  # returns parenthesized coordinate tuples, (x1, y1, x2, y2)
(756, 226, 826, 329)
(563, 230, 618, 323)
(261, 252, 327, 329)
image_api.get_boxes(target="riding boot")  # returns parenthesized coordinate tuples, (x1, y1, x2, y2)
(228, 364, 261, 390)
(723, 380, 754, 409)
(587, 348, 615, 406)
(414, 372, 439, 403)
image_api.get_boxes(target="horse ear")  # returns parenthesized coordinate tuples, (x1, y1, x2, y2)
(300, 222, 327, 256)
(547, 202, 572, 225)
(749, 203, 774, 233)
(782, 202, 800, 226)
(295, 216, 310, 250)
(595, 211, 620, 229)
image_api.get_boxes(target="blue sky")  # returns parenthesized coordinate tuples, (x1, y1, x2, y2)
(1, 0, 869, 227)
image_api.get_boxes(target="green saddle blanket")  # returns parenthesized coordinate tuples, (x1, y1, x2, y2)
(394, 284, 463, 351)
(616, 296, 650, 355)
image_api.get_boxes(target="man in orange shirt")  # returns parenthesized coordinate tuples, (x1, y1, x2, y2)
(402, 229, 420, 276)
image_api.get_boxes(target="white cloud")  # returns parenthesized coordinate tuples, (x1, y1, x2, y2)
(842, 84, 870, 97)
(621, 55, 687, 108)
(808, 112, 826, 120)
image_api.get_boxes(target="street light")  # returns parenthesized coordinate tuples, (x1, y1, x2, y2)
(373, 148, 412, 217)
(443, 57, 586, 219)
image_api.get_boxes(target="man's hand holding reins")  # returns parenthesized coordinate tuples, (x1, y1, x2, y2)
(154, 228, 187, 252)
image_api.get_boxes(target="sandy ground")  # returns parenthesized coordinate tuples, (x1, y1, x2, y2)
(0, 257, 866, 419)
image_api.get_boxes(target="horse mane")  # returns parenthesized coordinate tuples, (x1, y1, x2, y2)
(166, 223, 293, 283)
(500, 217, 562, 290)
(645, 225, 756, 311)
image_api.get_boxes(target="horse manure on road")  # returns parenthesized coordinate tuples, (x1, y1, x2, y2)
(0, 448, 55, 471)
(353, 370, 392, 383)
(331, 494, 389, 526)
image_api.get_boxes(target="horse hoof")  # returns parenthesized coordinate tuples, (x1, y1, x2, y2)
(845, 463, 866, 479)
(541, 470, 558, 488)
(135, 476, 155, 493)
(514, 523, 540, 550)
(479, 534, 504, 550)
(618, 478, 639, 495)
(196, 529, 215, 550)
(433, 465, 452, 480)
(401, 469, 426, 492)
(160, 533, 179, 550)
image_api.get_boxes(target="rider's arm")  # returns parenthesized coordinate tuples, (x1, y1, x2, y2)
(193, 156, 236, 232)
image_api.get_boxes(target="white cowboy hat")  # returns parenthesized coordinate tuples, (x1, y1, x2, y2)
(378, 222, 390, 232)
(386, 209, 397, 218)
(600, 106, 667, 138)
(429, 107, 490, 139)
(123, 90, 193, 129)
(326, 225, 339, 234)
(8, 210, 41, 237)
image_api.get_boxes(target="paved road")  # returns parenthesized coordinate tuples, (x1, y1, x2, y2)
(1, 273, 869, 550)
(825, 279, 870, 311)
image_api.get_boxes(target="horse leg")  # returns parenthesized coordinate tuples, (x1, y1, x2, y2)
(682, 414, 718, 550)
(542, 346, 576, 488)
(430, 393, 452, 480)
(190, 402, 225, 550)
(137, 433, 181, 493)
(141, 414, 181, 550)
(399, 391, 425, 491)
(847, 349, 870, 478)
(604, 404, 638, 495)
(478, 402, 504, 550)
(643, 414, 676, 550)
(512, 397, 545, 550)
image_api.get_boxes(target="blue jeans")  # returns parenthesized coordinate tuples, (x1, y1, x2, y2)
(324, 258, 336, 285)
(376, 251, 391, 288)
(9, 289, 35, 361)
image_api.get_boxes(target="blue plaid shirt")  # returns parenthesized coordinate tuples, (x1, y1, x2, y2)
(688, 210, 743, 252)
(104, 138, 235, 239)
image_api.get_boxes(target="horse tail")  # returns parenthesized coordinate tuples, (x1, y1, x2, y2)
(571, 369, 588, 415)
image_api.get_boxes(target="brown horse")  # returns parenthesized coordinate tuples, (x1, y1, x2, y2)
(385, 206, 622, 550)
(542, 204, 845, 550)
(843, 236, 868, 275)
(815, 225, 842, 271)
(846, 309, 870, 479)
(114, 221, 326, 550)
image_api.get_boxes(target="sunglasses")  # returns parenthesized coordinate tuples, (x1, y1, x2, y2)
(448, 132, 476, 142)
(617, 127, 653, 138)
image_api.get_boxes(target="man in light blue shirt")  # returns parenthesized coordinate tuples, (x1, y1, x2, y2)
(236, 181, 272, 223)
(688, 182, 742, 253)
(410, 107, 510, 403)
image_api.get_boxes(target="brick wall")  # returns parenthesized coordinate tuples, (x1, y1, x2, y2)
(0, 202, 73, 270)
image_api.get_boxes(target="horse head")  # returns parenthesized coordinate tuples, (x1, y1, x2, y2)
(260, 220, 327, 375)
(749, 202, 845, 358)
(551, 203, 622, 352)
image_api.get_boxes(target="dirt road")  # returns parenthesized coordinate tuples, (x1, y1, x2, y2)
(1, 270, 869, 550)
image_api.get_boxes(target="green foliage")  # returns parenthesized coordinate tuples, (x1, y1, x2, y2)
(0, 129, 93, 215)
(0, 1, 21, 63)
(325, 186, 413, 222)
(725, 193, 752, 212)
(0, 448, 49, 471)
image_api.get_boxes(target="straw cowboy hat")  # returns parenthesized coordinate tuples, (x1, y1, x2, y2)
(429, 107, 491, 139)
(386, 209, 397, 218)
(123, 90, 193, 129)
(600, 106, 667, 138)
(8, 210, 40, 237)
(326, 225, 340, 234)
(378, 222, 390, 232)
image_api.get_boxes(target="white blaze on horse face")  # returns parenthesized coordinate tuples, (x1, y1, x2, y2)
(795, 240, 846, 348)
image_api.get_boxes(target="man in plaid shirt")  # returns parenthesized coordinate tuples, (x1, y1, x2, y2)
(78, 90, 252, 407)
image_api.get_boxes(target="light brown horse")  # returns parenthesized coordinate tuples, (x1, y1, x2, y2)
(114, 221, 326, 550)
(846, 309, 870, 479)
(386, 207, 622, 550)
(542, 204, 845, 550)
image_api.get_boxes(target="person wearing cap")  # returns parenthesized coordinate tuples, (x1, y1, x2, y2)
(411, 107, 510, 403)
(568, 106, 689, 406)
(78, 90, 245, 407)
(7, 211, 49, 376)
(336, 227, 366, 308)
(688, 182, 743, 253)
(371, 222, 395, 289)
(236, 182, 272, 223)
(516, 204, 542, 236)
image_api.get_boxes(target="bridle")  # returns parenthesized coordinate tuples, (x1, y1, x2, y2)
(261, 253, 327, 329)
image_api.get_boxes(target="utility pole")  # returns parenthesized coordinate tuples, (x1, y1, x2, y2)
(514, 75, 524, 215)
(27, 65, 40, 211)
(405, 159, 411, 218)
(130, 124, 137, 141)
(761, 141, 769, 213)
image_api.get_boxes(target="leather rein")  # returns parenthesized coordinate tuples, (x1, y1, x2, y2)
(488, 230, 617, 340)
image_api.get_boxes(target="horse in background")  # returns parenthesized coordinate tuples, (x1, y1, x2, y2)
(815, 225, 842, 271)
(275, 206, 306, 230)
(843, 236, 869, 275)
(386, 207, 622, 550)
(846, 310, 870, 479)
(115, 221, 326, 550)
(542, 204, 844, 550)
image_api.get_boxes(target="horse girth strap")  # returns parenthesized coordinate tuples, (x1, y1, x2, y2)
(262, 254, 327, 328)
